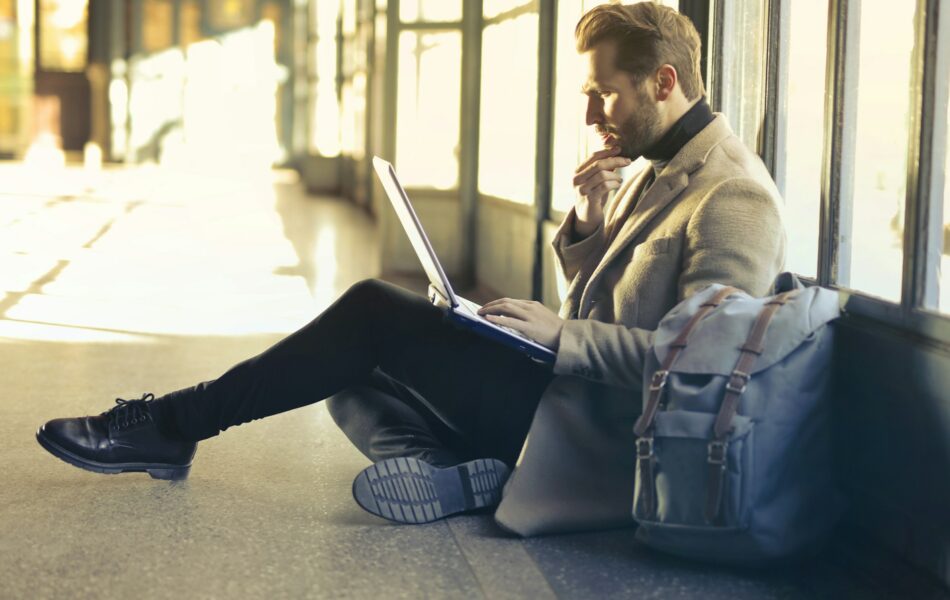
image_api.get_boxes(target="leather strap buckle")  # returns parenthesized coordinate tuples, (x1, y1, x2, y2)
(725, 370, 750, 394)
(636, 437, 654, 459)
(649, 370, 670, 392)
(707, 439, 728, 466)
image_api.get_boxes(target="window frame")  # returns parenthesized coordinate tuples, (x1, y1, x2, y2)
(711, 0, 950, 347)
(476, 0, 543, 207)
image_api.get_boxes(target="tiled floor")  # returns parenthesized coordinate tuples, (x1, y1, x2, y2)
(0, 162, 943, 599)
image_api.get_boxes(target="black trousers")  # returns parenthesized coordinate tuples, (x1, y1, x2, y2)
(155, 279, 555, 467)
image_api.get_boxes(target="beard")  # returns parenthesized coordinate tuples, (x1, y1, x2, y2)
(600, 93, 664, 161)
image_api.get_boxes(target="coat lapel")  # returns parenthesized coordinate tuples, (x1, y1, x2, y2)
(574, 115, 735, 318)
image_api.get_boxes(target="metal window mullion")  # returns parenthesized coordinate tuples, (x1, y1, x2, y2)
(902, 0, 947, 311)
(382, 0, 399, 165)
(706, 0, 725, 112)
(531, 0, 555, 301)
(818, 0, 859, 288)
(760, 0, 789, 195)
(458, 0, 483, 287)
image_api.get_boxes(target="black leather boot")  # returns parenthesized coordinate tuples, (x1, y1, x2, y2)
(36, 393, 197, 480)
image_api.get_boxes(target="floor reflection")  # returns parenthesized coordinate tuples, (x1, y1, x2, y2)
(0, 162, 377, 342)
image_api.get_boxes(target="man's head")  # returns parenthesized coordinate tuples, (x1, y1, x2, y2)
(576, 2, 705, 160)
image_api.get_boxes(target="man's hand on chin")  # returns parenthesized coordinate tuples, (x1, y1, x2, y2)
(477, 298, 564, 351)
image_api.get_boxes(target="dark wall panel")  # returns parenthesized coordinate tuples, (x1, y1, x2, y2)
(835, 317, 950, 586)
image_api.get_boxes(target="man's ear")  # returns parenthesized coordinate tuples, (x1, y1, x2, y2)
(655, 64, 677, 101)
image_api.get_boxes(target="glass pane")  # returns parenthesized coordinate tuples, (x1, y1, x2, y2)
(311, 0, 340, 156)
(342, 0, 356, 35)
(782, 0, 828, 278)
(395, 30, 461, 189)
(38, 0, 87, 72)
(478, 12, 539, 203)
(847, 0, 916, 301)
(400, 0, 461, 23)
(483, 0, 533, 20)
(717, 0, 767, 152)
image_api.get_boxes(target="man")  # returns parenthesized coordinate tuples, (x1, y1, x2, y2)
(35, 3, 783, 533)
(493, 3, 785, 535)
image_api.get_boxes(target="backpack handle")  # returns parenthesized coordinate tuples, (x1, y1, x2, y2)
(703, 289, 801, 524)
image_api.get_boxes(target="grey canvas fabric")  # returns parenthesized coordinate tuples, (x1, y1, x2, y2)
(632, 281, 843, 563)
(495, 114, 787, 536)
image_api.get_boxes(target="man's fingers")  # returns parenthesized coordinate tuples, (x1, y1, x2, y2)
(478, 297, 509, 311)
(479, 297, 538, 311)
(573, 157, 631, 186)
(574, 166, 623, 191)
(575, 145, 621, 174)
(585, 178, 622, 199)
(578, 173, 622, 197)
(477, 299, 532, 320)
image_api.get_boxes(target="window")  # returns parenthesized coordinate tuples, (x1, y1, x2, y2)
(399, 0, 461, 23)
(340, 0, 368, 160)
(478, 4, 539, 203)
(710, 0, 767, 152)
(705, 0, 950, 338)
(781, 0, 828, 278)
(846, 0, 916, 302)
(309, 0, 341, 157)
(394, 30, 462, 189)
(483, 0, 534, 20)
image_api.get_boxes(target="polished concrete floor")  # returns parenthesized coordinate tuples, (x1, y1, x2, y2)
(0, 162, 942, 599)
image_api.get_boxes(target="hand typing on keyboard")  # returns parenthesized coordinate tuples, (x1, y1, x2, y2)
(476, 298, 565, 351)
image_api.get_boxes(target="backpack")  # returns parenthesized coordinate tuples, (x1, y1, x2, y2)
(631, 274, 844, 564)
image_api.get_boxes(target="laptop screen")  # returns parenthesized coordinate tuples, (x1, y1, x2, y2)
(372, 157, 458, 307)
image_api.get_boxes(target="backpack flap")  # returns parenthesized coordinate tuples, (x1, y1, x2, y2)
(651, 284, 840, 377)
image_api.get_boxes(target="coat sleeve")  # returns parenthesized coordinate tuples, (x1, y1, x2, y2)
(552, 178, 785, 390)
(551, 207, 606, 294)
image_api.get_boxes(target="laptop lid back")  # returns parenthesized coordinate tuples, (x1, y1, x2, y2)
(372, 156, 459, 307)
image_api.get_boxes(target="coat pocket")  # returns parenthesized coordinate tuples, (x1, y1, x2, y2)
(633, 411, 754, 531)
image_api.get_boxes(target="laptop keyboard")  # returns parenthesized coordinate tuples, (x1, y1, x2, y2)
(457, 297, 524, 337)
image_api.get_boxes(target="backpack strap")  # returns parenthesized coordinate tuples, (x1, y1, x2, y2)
(704, 289, 801, 524)
(633, 285, 739, 520)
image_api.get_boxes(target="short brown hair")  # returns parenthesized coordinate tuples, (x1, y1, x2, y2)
(575, 2, 705, 100)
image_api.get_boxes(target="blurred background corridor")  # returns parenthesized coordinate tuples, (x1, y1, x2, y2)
(2, 0, 950, 598)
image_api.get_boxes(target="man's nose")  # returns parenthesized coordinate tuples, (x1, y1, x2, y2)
(585, 97, 603, 127)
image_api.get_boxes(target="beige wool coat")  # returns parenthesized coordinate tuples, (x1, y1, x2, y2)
(494, 114, 787, 536)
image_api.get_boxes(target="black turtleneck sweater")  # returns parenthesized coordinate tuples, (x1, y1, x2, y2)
(643, 97, 714, 162)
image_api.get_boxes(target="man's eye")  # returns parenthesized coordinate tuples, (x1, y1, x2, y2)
(599, 91, 613, 98)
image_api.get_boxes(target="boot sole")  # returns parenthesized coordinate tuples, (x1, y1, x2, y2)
(35, 429, 192, 481)
(352, 457, 509, 524)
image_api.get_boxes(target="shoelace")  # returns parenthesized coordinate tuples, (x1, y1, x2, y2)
(102, 393, 155, 431)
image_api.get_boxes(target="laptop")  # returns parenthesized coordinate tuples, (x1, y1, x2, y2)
(372, 156, 557, 364)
